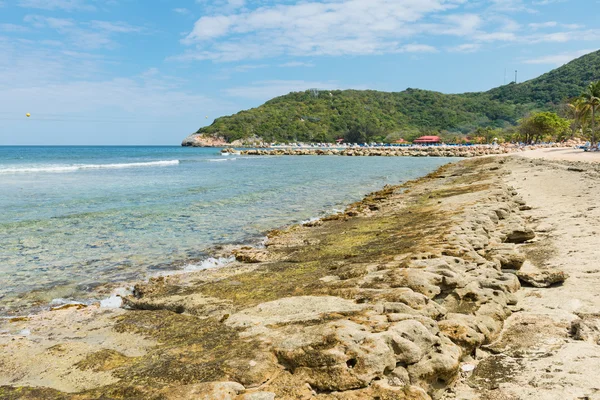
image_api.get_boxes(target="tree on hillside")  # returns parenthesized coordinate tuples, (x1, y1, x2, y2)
(344, 122, 385, 143)
(517, 112, 570, 144)
(472, 126, 505, 143)
(579, 81, 600, 145)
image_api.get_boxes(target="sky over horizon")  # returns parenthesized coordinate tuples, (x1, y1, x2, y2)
(0, 0, 598, 145)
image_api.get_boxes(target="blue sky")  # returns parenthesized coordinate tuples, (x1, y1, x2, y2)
(0, 0, 598, 145)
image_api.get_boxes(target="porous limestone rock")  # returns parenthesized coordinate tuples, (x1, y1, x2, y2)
(233, 247, 270, 263)
(238, 392, 276, 400)
(485, 244, 526, 270)
(570, 313, 600, 344)
(516, 269, 568, 287)
(273, 320, 398, 392)
(503, 227, 536, 244)
(181, 133, 228, 147)
(226, 296, 365, 335)
(164, 381, 245, 400)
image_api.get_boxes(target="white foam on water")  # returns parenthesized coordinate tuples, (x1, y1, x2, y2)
(257, 236, 269, 249)
(183, 256, 235, 272)
(100, 295, 123, 309)
(113, 287, 134, 297)
(208, 158, 236, 162)
(0, 160, 180, 174)
(99, 287, 133, 309)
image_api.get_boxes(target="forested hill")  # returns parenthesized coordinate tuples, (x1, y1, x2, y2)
(487, 49, 600, 105)
(192, 49, 600, 144)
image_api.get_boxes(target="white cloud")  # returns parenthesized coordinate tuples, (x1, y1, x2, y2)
(529, 21, 557, 29)
(400, 44, 438, 53)
(562, 23, 584, 30)
(533, 31, 571, 42)
(447, 43, 481, 53)
(227, 0, 245, 8)
(176, 0, 600, 62)
(523, 49, 596, 65)
(491, 15, 521, 32)
(23, 15, 145, 49)
(0, 24, 30, 33)
(528, 30, 600, 44)
(88, 21, 144, 34)
(25, 15, 75, 30)
(195, 0, 247, 14)
(279, 61, 315, 68)
(434, 14, 483, 36)
(532, 0, 566, 4)
(230, 63, 269, 72)
(471, 27, 600, 44)
(173, 8, 190, 15)
(18, 0, 96, 12)
(475, 31, 517, 42)
(488, 0, 534, 12)
(184, 15, 234, 41)
(529, 21, 585, 30)
(180, 0, 465, 61)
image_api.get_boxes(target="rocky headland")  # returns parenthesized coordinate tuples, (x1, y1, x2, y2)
(2, 153, 598, 400)
(182, 134, 266, 148)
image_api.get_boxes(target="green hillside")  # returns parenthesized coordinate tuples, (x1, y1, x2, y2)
(194, 49, 600, 144)
(488, 49, 600, 105)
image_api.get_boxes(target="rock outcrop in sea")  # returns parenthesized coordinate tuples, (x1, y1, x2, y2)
(182, 133, 267, 147)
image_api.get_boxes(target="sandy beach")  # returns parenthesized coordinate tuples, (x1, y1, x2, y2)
(515, 147, 600, 163)
(450, 151, 600, 400)
(1, 149, 600, 399)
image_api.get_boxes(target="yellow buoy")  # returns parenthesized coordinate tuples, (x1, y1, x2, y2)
(26, 113, 31, 118)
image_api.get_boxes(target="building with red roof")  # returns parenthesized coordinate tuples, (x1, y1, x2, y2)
(413, 136, 441, 144)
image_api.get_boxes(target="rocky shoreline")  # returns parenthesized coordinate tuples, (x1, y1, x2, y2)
(238, 143, 575, 158)
(0, 157, 571, 399)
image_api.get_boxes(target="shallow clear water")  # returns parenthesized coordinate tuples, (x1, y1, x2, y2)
(0, 146, 454, 313)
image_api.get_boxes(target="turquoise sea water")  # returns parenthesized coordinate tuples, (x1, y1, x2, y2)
(0, 146, 453, 314)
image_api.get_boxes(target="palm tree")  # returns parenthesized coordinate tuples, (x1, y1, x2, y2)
(567, 97, 590, 139)
(580, 81, 600, 146)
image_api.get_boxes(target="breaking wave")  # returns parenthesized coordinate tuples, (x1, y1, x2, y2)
(0, 160, 180, 174)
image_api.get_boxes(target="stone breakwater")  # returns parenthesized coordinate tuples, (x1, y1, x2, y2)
(239, 144, 572, 158)
(0, 158, 567, 400)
